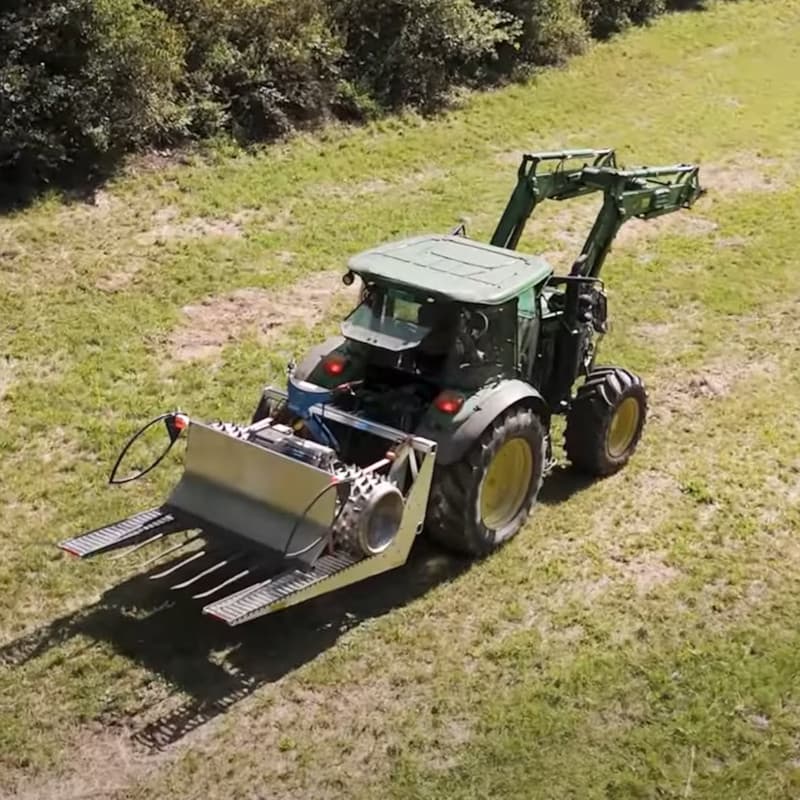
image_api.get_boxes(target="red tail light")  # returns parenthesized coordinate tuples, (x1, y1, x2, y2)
(172, 413, 189, 432)
(322, 354, 347, 376)
(434, 391, 464, 415)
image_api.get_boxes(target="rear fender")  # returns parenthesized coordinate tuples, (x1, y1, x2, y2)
(252, 337, 361, 422)
(416, 380, 550, 466)
(293, 336, 344, 382)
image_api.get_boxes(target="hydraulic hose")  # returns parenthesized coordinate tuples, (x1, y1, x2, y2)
(108, 412, 189, 485)
(281, 474, 359, 560)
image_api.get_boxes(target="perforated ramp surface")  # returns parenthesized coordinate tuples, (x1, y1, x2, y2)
(58, 507, 187, 558)
(203, 552, 363, 625)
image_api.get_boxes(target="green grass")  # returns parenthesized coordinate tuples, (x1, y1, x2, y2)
(2, 0, 800, 797)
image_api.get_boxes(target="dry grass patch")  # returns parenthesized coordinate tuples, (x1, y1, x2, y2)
(8, 724, 165, 800)
(135, 207, 244, 246)
(315, 167, 448, 201)
(168, 271, 359, 363)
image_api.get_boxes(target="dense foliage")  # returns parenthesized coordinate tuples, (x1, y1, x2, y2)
(0, 0, 712, 188)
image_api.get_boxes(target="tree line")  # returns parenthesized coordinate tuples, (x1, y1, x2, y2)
(1, 0, 711, 191)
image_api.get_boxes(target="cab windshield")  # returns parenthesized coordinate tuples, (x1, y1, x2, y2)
(342, 284, 517, 385)
(342, 286, 441, 351)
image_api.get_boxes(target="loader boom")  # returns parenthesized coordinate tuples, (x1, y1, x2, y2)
(490, 149, 704, 277)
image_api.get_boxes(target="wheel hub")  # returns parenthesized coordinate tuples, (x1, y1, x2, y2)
(607, 396, 641, 458)
(479, 438, 533, 530)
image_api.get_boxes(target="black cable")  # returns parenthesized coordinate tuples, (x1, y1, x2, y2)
(281, 473, 361, 560)
(108, 412, 183, 485)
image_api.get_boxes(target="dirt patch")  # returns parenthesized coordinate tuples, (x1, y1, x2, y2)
(420, 717, 473, 772)
(616, 551, 682, 597)
(95, 260, 147, 293)
(169, 271, 359, 363)
(316, 167, 447, 200)
(7, 725, 165, 800)
(631, 320, 681, 341)
(701, 154, 785, 194)
(715, 235, 749, 249)
(89, 189, 114, 213)
(615, 213, 719, 249)
(0, 356, 17, 401)
(649, 356, 781, 422)
(136, 206, 244, 246)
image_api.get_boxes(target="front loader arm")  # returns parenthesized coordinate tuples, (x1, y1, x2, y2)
(490, 148, 617, 250)
(574, 163, 704, 278)
(490, 148, 704, 278)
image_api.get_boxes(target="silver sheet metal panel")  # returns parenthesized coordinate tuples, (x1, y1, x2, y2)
(167, 422, 336, 562)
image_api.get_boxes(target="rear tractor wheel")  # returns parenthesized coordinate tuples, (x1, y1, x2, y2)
(565, 366, 648, 476)
(426, 407, 546, 557)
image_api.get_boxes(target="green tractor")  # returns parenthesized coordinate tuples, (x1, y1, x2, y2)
(60, 148, 703, 625)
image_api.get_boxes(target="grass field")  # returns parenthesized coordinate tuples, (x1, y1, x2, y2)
(2, 1, 800, 797)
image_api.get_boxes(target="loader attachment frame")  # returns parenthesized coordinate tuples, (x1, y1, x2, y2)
(58, 388, 437, 625)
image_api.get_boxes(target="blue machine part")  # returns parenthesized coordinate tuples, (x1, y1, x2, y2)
(286, 374, 341, 450)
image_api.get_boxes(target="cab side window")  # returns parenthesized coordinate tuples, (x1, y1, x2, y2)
(518, 288, 536, 318)
(517, 288, 539, 378)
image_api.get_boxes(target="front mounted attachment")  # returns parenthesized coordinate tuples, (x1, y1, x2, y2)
(58, 389, 437, 625)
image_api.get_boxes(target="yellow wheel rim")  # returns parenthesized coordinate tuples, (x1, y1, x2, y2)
(479, 438, 533, 530)
(607, 396, 641, 458)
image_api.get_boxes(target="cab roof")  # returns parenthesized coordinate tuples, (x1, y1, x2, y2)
(347, 235, 552, 305)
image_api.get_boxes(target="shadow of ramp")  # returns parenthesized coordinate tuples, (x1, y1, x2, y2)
(0, 539, 467, 751)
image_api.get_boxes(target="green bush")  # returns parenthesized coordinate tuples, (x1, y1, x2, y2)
(151, 0, 342, 139)
(0, 0, 183, 185)
(477, 0, 588, 76)
(331, 0, 510, 111)
(579, 0, 666, 38)
(0, 0, 730, 194)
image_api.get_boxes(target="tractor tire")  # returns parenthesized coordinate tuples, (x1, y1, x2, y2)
(565, 366, 648, 476)
(426, 407, 546, 557)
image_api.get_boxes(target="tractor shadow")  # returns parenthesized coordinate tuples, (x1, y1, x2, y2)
(0, 539, 468, 751)
(538, 464, 595, 505)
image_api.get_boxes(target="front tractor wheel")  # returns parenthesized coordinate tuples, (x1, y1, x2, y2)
(565, 367, 648, 476)
(426, 407, 546, 557)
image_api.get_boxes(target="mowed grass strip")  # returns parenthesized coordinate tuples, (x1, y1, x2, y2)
(1, 0, 800, 797)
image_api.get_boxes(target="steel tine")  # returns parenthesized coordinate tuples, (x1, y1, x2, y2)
(209, 576, 275, 606)
(139, 534, 201, 569)
(149, 549, 206, 580)
(170, 555, 244, 591)
(109, 532, 164, 560)
(191, 568, 251, 599)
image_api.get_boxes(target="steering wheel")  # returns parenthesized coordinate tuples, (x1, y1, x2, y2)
(468, 310, 489, 339)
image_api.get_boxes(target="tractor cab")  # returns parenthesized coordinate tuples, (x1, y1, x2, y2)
(339, 234, 552, 388)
